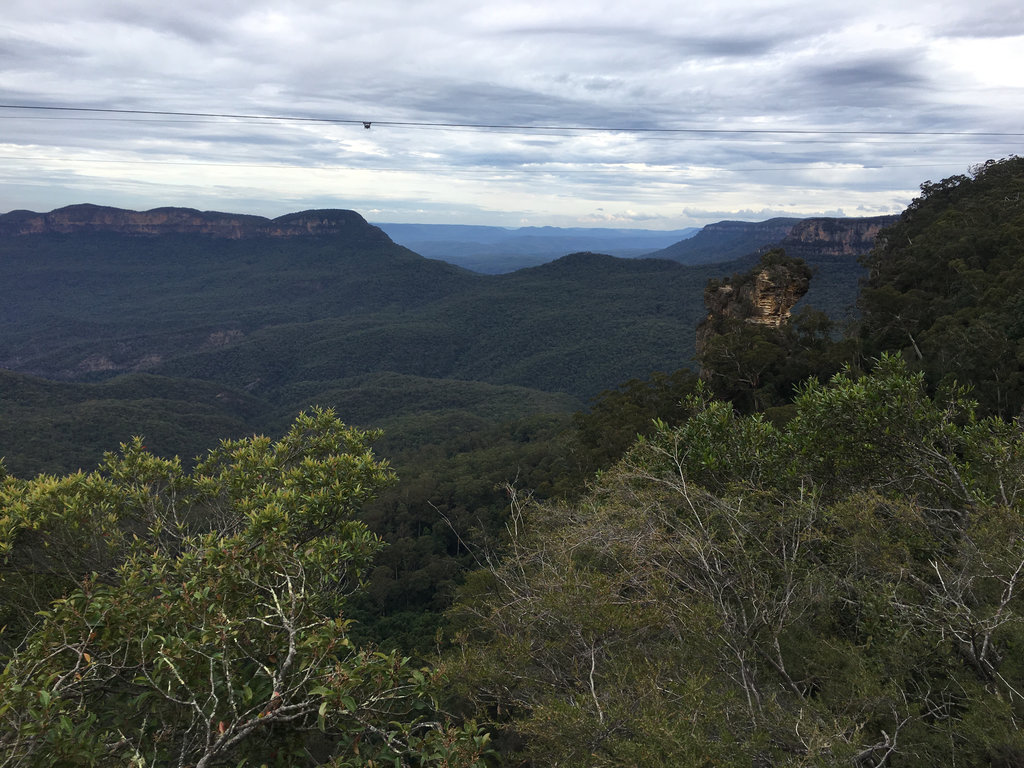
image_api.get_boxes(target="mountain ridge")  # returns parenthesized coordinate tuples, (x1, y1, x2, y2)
(645, 217, 802, 263)
(645, 215, 897, 265)
(373, 221, 699, 273)
(0, 204, 390, 240)
(2, 206, 894, 272)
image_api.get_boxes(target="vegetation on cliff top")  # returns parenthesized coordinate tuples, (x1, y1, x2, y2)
(860, 156, 1024, 416)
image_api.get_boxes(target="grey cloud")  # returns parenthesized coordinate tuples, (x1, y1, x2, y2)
(90, 0, 258, 44)
(502, 24, 793, 58)
(810, 57, 928, 93)
(0, 36, 86, 67)
(934, 2, 1024, 37)
(0, 0, 1020, 228)
(354, 78, 641, 128)
(679, 205, 852, 220)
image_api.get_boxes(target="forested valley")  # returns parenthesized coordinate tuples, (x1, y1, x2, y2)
(2, 156, 1024, 766)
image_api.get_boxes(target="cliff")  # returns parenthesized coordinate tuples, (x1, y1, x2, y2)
(695, 251, 812, 363)
(0, 204, 392, 241)
(648, 215, 897, 266)
(776, 215, 897, 261)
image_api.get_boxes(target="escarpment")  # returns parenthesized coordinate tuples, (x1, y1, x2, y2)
(0, 204, 391, 241)
(776, 215, 897, 260)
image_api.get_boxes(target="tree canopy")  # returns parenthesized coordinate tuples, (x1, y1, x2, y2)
(860, 156, 1024, 416)
(447, 357, 1024, 767)
(0, 410, 488, 767)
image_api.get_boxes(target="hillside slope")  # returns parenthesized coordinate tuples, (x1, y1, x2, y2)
(0, 209, 736, 401)
(860, 156, 1024, 415)
(646, 218, 801, 263)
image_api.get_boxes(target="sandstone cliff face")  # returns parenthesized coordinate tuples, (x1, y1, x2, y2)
(0, 204, 392, 241)
(695, 253, 812, 363)
(697, 218, 799, 242)
(701, 261, 811, 330)
(745, 267, 811, 327)
(649, 214, 897, 266)
(776, 215, 897, 260)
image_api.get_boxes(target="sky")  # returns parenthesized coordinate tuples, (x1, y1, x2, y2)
(1, 0, 1022, 228)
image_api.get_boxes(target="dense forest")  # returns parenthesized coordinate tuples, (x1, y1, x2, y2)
(2, 156, 1023, 766)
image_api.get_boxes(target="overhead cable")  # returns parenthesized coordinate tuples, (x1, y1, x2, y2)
(1, 103, 1022, 138)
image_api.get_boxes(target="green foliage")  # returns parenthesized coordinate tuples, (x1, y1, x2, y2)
(447, 357, 1024, 766)
(7, 160, 1024, 766)
(0, 231, 729, 401)
(698, 249, 857, 414)
(860, 156, 1024, 416)
(349, 411, 582, 653)
(0, 370, 268, 477)
(0, 368, 585, 659)
(573, 368, 700, 471)
(0, 410, 488, 767)
(0, 219, 884, 656)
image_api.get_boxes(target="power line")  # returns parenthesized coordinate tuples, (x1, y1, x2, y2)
(0, 152, 994, 175)
(2, 103, 1023, 138)
(1, 114, 1012, 147)
(3, 115, 1015, 150)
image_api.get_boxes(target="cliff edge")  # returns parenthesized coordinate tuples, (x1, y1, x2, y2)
(0, 204, 392, 241)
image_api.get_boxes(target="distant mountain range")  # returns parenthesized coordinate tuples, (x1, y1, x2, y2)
(637, 215, 897, 265)
(0, 204, 893, 274)
(0, 210, 709, 395)
(644, 218, 802, 263)
(0, 204, 383, 239)
(372, 222, 700, 273)
(376, 216, 896, 274)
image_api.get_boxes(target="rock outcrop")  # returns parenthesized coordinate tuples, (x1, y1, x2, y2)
(695, 250, 812, 365)
(0, 204, 392, 241)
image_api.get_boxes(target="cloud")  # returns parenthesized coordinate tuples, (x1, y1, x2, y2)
(0, 0, 1021, 226)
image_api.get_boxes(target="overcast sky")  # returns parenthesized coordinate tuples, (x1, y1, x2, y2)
(2, 0, 1022, 227)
